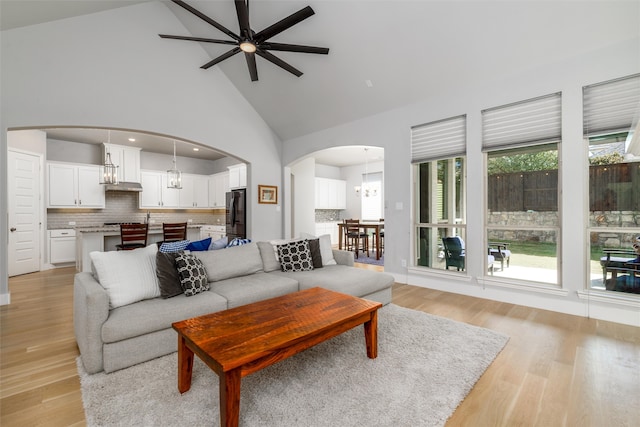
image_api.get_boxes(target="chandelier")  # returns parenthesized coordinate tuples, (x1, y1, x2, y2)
(354, 147, 377, 197)
(99, 130, 119, 185)
(167, 140, 182, 189)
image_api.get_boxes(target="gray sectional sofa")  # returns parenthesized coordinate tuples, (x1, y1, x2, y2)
(74, 241, 394, 374)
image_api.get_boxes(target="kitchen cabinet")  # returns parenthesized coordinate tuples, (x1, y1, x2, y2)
(208, 172, 229, 208)
(48, 229, 76, 264)
(180, 174, 209, 208)
(103, 143, 141, 183)
(314, 221, 340, 244)
(201, 225, 226, 241)
(139, 170, 180, 208)
(314, 178, 346, 209)
(47, 162, 105, 208)
(228, 164, 247, 189)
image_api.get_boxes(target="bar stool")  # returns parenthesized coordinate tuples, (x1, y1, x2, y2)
(116, 223, 149, 251)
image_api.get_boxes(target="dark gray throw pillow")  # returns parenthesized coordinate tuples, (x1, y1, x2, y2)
(307, 238, 323, 269)
(155, 251, 183, 298)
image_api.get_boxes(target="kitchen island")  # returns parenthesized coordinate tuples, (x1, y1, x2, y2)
(76, 224, 203, 272)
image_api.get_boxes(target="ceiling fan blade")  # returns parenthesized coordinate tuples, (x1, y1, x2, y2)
(201, 47, 241, 70)
(244, 52, 259, 81)
(172, 0, 241, 42)
(256, 49, 303, 77)
(254, 6, 315, 43)
(234, 0, 251, 39)
(159, 34, 238, 46)
(260, 42, 329, 55)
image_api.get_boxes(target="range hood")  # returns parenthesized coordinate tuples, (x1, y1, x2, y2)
(104, 182, 143, 192)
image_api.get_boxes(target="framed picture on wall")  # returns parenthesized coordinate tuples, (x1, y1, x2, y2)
(258, 185, 278, 204)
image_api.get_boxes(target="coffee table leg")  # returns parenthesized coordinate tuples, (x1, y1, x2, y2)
(220, 368, 241, 427)
(364, 310, 378, 359)
(177, 335, 194, 393)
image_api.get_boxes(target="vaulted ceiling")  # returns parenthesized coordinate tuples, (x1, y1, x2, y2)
(2, 1, 638, 143)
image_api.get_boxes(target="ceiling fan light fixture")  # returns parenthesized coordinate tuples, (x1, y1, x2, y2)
(240, 40, 256, 53)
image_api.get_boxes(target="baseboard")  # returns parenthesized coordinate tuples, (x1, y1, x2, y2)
(0, 292, 11, 306)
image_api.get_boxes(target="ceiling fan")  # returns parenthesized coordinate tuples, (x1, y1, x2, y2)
(160, 0, 329, 81)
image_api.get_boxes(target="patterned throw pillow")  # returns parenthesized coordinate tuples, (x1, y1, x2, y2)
(277, 240, 314, 272)
(175, 253, 209, 296)
(226, 238, 252, 247)
(160, 239, 190, 253)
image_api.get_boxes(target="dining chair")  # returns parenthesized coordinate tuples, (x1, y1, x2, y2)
(344, 219, 369, 258)
(162, 222, 188, 243)
(377, 218, 384, 255)
(116, 223, 149, 251)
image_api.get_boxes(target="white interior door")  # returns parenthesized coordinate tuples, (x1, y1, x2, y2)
(8, 150, 41, 277)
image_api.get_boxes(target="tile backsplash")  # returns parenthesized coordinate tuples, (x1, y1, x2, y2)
(315, 209, 343, 222)
(47, 192, 225, 229)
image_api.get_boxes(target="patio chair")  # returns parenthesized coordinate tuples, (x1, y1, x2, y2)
(488, 242, 511, 271)
(442, 237, 465, 271)
(600, 248, 638, 285)
(604, 260, 640, 294)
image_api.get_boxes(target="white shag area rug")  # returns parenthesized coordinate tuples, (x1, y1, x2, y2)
(78, 304, 508, 426)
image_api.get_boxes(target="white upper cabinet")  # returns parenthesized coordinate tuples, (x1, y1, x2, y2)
(47, 162, 105, 208)
(228, 164, 247, 189)
(180, 174, 209, 208)
(139, 170, 180, 208)
(103, 143, 141, 183)
(314, 177, 346, 209)
(209, 172, 229, 208)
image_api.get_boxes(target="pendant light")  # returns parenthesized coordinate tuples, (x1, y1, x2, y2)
(167, 140, 182, 189)
(355, 147, 377, 197)
(100, 130, 119, 185)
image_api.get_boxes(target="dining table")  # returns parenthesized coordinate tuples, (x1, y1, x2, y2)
(337, 221, 384, 260)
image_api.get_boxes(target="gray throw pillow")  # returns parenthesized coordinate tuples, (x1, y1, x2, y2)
(307, 238, 323, 269)
(175, 253, 209, 297)
(277, 240, 314, 272)
(155, 251, 183, 299)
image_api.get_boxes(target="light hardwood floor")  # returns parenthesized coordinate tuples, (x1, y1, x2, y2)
(2, 266, 639, 426)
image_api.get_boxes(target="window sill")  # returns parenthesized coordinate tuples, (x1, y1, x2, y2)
(408, 266, 474, 282)
(479, 276, 569, 297)
(576, 289, 640, 308)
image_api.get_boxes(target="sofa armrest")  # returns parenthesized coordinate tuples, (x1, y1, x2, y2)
(332, 249, 355, 267)
(74, 272, 110, 374)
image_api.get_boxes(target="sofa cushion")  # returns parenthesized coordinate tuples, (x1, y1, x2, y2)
(186, 237, 212, 252)
(90, 244, 160, 309)
(155, 251, 183, 299)
(194, 242, 263, 281)
(257, 241, 280, 272)
(209, 236, 228, 250)
(101, 291, 228, 343)
(277, 240, 314, 272)
(175, 253, 209, 296)
(269, 265, 394, 298)
(208, 272, 299, 309)
(159, 240, 190, 253)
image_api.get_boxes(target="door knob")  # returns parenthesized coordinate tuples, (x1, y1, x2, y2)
(10, 227, 16, 232)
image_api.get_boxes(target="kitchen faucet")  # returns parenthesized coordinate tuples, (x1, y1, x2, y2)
(146, 211, 150, 224)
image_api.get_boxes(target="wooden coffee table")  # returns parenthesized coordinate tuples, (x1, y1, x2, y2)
(172, 287, 382, 427)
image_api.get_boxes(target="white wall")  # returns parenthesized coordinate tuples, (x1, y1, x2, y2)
(282, 38, 640, 326)
(290, 157, 316, 237)
(341, 160, 384, 219)
(0, 2, 284, 301)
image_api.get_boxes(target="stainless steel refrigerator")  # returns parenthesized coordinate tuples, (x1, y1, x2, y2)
(225, 189, 246, 240)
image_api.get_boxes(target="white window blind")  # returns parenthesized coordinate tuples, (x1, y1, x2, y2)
(411, 115, 466, 163)
(583, 74, 640, 135)
(482, 92, 561, 151)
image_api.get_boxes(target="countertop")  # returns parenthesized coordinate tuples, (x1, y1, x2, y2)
(73, 223, 207, 233)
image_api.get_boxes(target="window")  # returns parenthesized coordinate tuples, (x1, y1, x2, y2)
(483, 93, 562, 285)
(412, 115, 467, 271)
(360, 172, 382, 220)
(584, 74, 640, 293)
